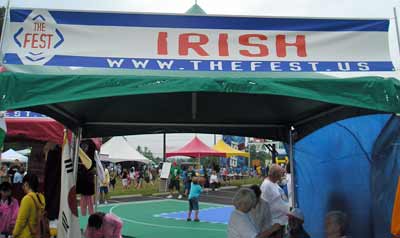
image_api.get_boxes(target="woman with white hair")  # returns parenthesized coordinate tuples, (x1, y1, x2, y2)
(228, 188, 281, 238)
(325, 211, 349, 238)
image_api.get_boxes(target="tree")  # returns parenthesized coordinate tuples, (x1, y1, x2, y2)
(249, 144, 271, 166)
(136, 145, 161, 164)
(136, 145, 142, 153)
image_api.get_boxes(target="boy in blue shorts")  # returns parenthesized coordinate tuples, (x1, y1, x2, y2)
(187, 177, 202, 222)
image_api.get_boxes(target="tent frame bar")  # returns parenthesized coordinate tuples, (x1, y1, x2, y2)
(46, 105, 80, 125)
(294, 105, 345, 127)
(192, 92, 197, 120)
(394, 7, 400, 70)
(72, 128, 82, 182)
(0, 0, 11, 57)
(84, 122, 286, 128)
(288, 127, 296, 208)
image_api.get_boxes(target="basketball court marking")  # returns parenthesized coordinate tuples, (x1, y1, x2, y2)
(100, 198, 228, 208)
(81, 198, 230, 238)
(108, 199, 227, 232)
(200, 193, 237, 200)
(155, 206, 234, 225)
(117, 217, 226, 232)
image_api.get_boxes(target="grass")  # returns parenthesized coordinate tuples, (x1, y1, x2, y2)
(225, 177, 263, 187)
(108, 177, 264, 197)
(108, 180, 160, 197)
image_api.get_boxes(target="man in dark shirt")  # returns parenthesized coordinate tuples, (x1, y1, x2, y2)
(286, 208, 310, 238)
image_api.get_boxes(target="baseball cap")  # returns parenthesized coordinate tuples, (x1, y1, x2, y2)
(287, 208, 305, 221)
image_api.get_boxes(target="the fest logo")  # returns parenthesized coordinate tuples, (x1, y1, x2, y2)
(12, 10, 64, 65)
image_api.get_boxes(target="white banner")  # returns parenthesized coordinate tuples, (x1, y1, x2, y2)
(1, 9, 394, 72)
(57, 136, 80, 238)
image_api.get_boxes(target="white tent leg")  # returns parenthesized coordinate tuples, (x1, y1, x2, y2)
(71, 128, 82, 214)
(289, 127, 296, 208)
(72, 128, 82, 180)
(94, 175, 98, 211)
(394, 7, 400, 71)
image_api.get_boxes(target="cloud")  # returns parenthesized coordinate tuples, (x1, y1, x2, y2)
(4, 0, 396, 17)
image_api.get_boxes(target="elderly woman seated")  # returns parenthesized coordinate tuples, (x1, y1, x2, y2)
(228, 188, 281, 238)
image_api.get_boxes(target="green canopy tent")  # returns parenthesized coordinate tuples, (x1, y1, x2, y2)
(1, 8, 400, 210)
(0, 71, 398, 142)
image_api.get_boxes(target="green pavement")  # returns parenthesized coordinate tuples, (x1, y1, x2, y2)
(79, 200, 227, 238)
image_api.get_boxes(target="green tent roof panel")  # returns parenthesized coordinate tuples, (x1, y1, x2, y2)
(0, 72, 399, 141)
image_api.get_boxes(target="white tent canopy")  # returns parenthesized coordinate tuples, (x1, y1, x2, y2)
(100, 137, 152, 164)
(16, 148, 31, 156)
(1, 149, 28, 163)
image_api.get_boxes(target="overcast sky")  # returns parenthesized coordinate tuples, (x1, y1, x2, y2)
(4, 0, 400, 155)
(2, 0, 397, 17)
(125, 134, 223, 158)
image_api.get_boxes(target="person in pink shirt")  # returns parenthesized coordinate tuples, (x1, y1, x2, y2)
(84, 212, 123, 238)
(0, 182, 19, 236)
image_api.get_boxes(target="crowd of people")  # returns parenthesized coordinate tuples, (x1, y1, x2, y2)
(113, 164, 156, 191)
(166, 162, 222, 199)
(0, 171, 123, 238)
(227, 164, 350, 238)
(161, 162, 347, 238)
(0, 173, 47, 238)
(0, 159, 348, 238)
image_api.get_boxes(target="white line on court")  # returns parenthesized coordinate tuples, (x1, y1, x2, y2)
(108, 199, 226, 232)
(98, 198, 169, 208)
(169, 199, 229, 207)
(154, 205, 233, 225)
(200, 194, 236, 200)
(118, 217, 226, 232)
(109, 202, 226, 232)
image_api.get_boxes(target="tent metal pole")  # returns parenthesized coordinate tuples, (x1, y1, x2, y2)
(94, 174, 98, 212)
(85, 122, 286, 128)
(72, 128, 82, 214)
(192, 93, 197, 120)
(72, 128, 82, 182)
(0, 0, 11, 60)
(289, 127, 296, 208)
(162, 133, 167, 193)
(163, 133, 166, 162)
(46, 105, 80, 125)
(394, 7, 400, 70)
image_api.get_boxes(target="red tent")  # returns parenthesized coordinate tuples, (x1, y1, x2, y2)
(0, 68, 101, 149)
(5, 111, 101, 149)
(166, 136, 226, 158)
(6, 111, 66, 145)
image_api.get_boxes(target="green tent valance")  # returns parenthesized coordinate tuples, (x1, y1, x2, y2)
(0, 71, 399, 141)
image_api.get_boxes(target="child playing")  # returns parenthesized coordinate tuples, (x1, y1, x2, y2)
(187, 177, 203, 222)
(84, 212, 123, 238)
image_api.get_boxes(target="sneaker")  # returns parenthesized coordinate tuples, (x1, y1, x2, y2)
(167, 195, 173, 199)
(178, 195, 183, 199)
(187, 218, 192, 222)
(194, 219, 200, 222)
